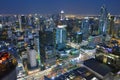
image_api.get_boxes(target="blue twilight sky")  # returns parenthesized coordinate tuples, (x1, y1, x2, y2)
(0, 0, 120, 15)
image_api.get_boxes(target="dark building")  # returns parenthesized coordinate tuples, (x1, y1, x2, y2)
(0, 29, 8, 41)
(84, 58, 113, 80)
(95, 44, 120, 71)
(89, 18, 99, 35)
(44, 30, 54, 46)
(72, 32, 82, 43)
(76, 32, 82, 43)
(20, 15, 28, 30)
(108, 16, 114, 36)
(95, 52, 120, 71)
(39, 31, 46, 70)
(21, 15, 27, 25)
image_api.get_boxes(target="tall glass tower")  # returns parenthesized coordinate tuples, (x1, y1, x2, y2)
(60, 10, 65, 21)
(99, 5, 108, 35)
(56, 25, 67, 50)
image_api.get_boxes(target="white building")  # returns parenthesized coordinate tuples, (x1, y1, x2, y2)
(28, 49, 37, 68)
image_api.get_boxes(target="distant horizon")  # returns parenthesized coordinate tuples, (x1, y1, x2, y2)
(0, 0, 120, 15)
(0, 13, 119, 17)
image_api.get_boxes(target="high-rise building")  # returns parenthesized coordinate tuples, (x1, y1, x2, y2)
(0, 29, 8, 41)
(39, 31, 46, 70)
(60, 10, 65, 21)
(19, 15, 28, 30)
(18, 15, 22, 31)
(21, 15, 27, 25)
(114, 16, 120, 38)
(88, 35, 103, 47)
(108, 14, 114, 36)
(99, 5, 108, 35)
(34, 35, 41, 66)
(28, 47, 37, 68)
(72, 32, 82, 43)
(45, 30, 54, 46)
(75, 32, 82, 43)
(81, 17, 90, 40)
(56, 25, 67, 50)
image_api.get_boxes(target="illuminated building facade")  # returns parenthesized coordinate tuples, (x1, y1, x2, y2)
(81, 17, 90, 40)
(99, 5, 108, 35)
(28, 47, 37, 68)
(60, 10, 65, 21)
(95, 44, 120, 70)
(114, 17, 120, 38)
(56, 25, 67, 50)
(88, 35, 103, 47)
(108, 15, 114, 36)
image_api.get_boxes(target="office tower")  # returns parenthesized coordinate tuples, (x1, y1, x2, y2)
(60, 10, 65, 21)
(28, 14, 32, 26)
(75, 32, 82, 43)
(34, 34, 41, 66)
(56, 25, 67, 50)
(19, 15, 27, 30)
(99, 5, 108, 35)
(45, 30, 54, 46)
(7, 29, 13, 38)
(21, 15, 26, 24)
(39, 31, 46, 70)
(18, 15, 22, 31)
(81, 17, 90, 40)
(89, 18, 99, 35)
(0, 29, 8, 41)
(108, 15, 114, 36)
(28, 47, 37, 68)
(114, 16, 120, 38)
(72, 32, 82, 43)
(88, 35, 102, 47)
(34, 17, 40, 29)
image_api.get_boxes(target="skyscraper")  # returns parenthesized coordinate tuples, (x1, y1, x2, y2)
(39, 31, 46, 70)
(99, 5, 108, 35)
(114, 16, 120, 38)
(28, 47, 37, 68)
(108, 15, 114, 36)
(81, 17, 90, 40)
(56, 25, 67, 50)
(60, 10, 65, 21)
(76, 32, 82, 43)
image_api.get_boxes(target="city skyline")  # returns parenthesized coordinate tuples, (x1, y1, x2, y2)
(0, 0, 120, 15)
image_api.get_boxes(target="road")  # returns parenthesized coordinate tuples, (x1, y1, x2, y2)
(17, 41, 96, 80)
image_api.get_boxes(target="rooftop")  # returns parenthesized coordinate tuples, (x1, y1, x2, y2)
(84, 58, 112, 76)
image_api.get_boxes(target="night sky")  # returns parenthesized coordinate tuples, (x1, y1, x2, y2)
(0, 0, 120, 15)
